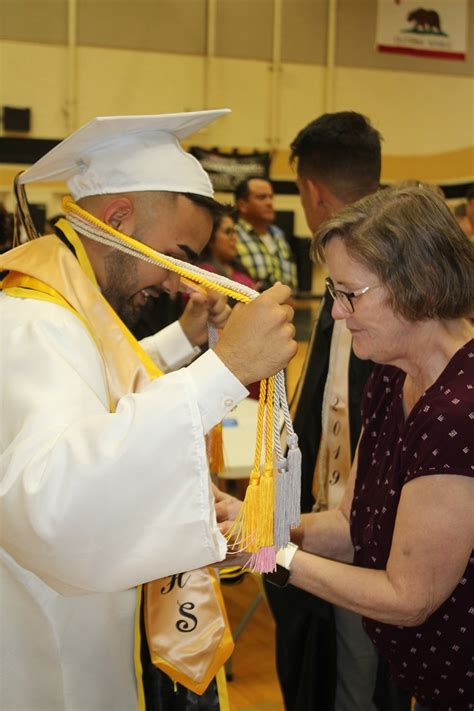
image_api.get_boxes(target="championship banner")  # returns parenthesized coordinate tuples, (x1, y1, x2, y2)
(376, 0, 468, 61)
(190, 147, 270, 192)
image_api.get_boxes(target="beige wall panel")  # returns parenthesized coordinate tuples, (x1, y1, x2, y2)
(336, 0, 474, 78)
(215, 0, 274, 60)
(2, 41, 472, 188)
(77, 0, 207, 55)
(276, 63, 326, 160)
(0, 0, 67, 44)
(0, 41, 67, 137)
(382, 147, 474, 184)
(333, 66, 474, 158)
(201, 58, 272, 147)
(75, 47, 206, 125)
(281, 0, 327, 64)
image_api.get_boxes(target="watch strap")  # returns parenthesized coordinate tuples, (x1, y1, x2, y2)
(263, 543, 299, 588)
(276, 541, 299, 570)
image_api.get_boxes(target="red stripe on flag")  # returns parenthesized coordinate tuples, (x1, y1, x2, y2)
(377, 44, 466, 61)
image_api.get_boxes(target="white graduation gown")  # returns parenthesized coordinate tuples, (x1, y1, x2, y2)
(0, 293, 247, 711)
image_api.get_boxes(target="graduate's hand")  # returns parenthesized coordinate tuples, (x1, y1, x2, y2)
(215, 520, 251, 568)
(213, 548, 251, 569)
(212, 483, 242, 523)
(179, 290, 231, 347)
(213, 283, 297, 386)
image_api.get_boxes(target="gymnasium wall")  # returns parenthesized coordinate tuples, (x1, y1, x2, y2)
(1, 0, 473, 235)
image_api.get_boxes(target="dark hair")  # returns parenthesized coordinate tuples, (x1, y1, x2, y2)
(234, 177, 272, 203)
(290, 111, 382, 202)
(198, 205, 254, 282)
(210, 204, 234, 238)
(46, 213, 65, 227)
(465, 184, 474, 201)
(314, 186, 474, 322)
(182, 192, 225, 222)
(200, 205, 235, 261)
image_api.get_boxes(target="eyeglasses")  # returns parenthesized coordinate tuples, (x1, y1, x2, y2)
(221, 226, 237, 237)
(325, 277, 380, 313)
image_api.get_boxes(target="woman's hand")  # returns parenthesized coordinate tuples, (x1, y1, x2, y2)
(212, 483, 242, 523)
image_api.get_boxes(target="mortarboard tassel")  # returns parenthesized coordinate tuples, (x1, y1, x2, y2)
(13, 174, 39, 246)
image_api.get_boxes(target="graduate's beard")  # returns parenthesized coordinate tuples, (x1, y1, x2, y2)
(102, 249, 142, 329)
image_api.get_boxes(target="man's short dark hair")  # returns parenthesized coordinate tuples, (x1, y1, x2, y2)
(234, 177, 272, 203)
(290, 111, 382, 202)
(182, 192, 225, 221)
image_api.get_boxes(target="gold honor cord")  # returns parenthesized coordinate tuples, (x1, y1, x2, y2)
(63, 197, 301, 572)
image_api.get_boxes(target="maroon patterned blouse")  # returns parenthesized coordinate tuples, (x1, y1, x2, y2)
(352, 340, 474, 711)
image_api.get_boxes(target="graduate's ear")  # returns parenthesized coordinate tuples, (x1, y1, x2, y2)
(102, 197, 134, 231)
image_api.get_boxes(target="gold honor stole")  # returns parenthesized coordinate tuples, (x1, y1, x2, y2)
(0, 223, 233, 701)
(314, 318, 352, 510)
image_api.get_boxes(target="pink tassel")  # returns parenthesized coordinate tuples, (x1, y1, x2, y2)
(248, 546, 276, 573)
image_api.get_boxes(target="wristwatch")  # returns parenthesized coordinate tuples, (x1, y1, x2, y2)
(263, 542, 299, 588)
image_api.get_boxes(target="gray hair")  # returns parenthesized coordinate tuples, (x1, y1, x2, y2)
(313, 186, 474, 321)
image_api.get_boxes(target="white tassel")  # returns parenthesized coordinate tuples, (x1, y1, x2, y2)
(274, 457, 290, 549)
(287, 432, 302, 528)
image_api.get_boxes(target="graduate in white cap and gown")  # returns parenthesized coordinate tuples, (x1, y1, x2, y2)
(0, 110, 297, 710)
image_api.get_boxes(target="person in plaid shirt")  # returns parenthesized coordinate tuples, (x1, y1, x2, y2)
(234, 177, 298, 291)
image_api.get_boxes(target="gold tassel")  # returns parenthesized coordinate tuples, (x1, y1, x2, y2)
(257, 463, 275, 548)
(208, 422, 225, 475)
(225, 374, 277, 565)
(228, 471, 260, 553)
(256, 376, 275, 549)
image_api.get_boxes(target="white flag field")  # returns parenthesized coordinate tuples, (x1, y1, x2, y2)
(376, 0, 468, 61)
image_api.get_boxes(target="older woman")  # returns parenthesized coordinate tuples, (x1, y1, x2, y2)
(268, 188, 474, 711)
(261, 186, 473, 711)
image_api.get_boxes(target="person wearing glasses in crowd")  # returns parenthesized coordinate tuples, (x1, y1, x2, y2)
(262, 185, 473, 711)
(197, 205, 256, 290)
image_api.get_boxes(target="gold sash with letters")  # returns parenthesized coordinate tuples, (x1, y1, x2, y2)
(313, 319, 353, 510)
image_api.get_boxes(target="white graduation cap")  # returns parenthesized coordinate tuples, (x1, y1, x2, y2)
(19, 109, 230, 200)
